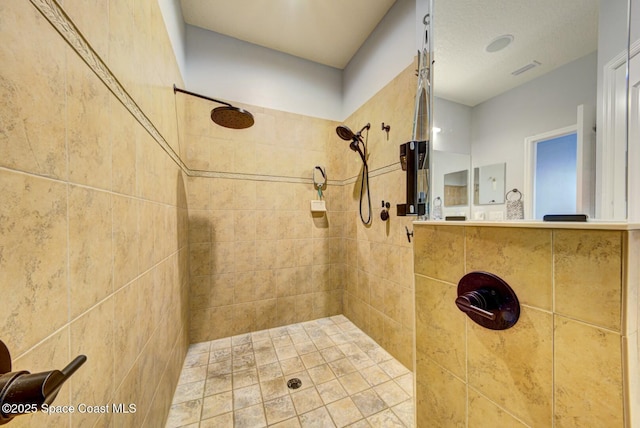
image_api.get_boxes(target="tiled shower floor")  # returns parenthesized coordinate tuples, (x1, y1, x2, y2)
(166, 315, 415, 427)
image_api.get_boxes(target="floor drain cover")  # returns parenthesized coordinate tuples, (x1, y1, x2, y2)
(287, 378, 302, 390)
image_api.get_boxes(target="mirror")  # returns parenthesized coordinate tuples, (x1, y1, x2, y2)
(444, 170, 468, 207)
(432, 0, 630, 220)
(432, 150, 471, 218)
(473, 163, 506, 205)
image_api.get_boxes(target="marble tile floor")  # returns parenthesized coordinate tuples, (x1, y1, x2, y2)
(166, 315, 414, 427)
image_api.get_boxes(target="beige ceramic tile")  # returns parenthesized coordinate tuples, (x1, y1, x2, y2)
(624, 231, 640, 336)
(624, 333, 640, 428)
(415, 275, 466, 378)
(413, 225, 465, 283)
(391, 399, 414, 427)
(66, 51, 112, 190)
(299, 406, 334, 427)
(113, 282, 141, 385)
(64, 0, 109, 61)
(210, 210, 236, 242)
(326, 396, 364, 427)
(234, 241, 256, 273)
(466, 226, 552, 310)
(290, 387, 324, 415)
(232, 180, 257, 210)
(264, 395, 297, 425)
(0, 1, 67, 180)
(110, 98, 137, 195)
(187, 177, 212, 210)
(108, 0, 134, 92)
(70, 297, 115, 428)
(367, 409, 405, 427)
(166, 399, 203, 427)
(12, 328, 71, 428)
(554, 230, 622, 331)
(186, 135, 213, 171)
(0, 171, 68, 355)
(135, 136, 165, 203)
(373, 380, 410, 408)
(188, 210, 212, 244)
(235, 210, 256, 242)
(468, 388, 528, 427)
(415, 357, 466, 427)
(201, 391, 232, 420)
(112, 194, 139, 290)
(137, 200, 156, 272)
(554, 315, 623, 427)
(467, 306, 552, 427)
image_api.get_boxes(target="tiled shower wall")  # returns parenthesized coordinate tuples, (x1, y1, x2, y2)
(414, 225, 637, 426)
(183, 63, 418, 369)
(1, 1, 189, 427)
(182, 97, 347, 342)
(340, 63, 417, 369)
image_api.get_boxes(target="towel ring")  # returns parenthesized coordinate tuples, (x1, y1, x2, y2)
(506, 188, 522, 201)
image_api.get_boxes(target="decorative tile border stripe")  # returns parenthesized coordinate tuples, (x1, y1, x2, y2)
(342, 162, 401, 185)
(190, 162, 400, 186)
(29, 0, 188, 172)
(29, 0, 402, 187)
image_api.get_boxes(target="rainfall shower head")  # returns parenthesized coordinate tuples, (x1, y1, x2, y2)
(174, 85, 254, 129)
(210, 106, 254, 129)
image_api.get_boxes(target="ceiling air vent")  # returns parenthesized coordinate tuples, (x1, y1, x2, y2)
(511, 60, 541, 76)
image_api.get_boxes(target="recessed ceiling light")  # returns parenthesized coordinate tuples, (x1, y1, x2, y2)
(485, 34, 514, 53)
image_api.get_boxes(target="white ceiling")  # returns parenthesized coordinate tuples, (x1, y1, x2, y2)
(180, 0, 599, 106)
(434, 0, 599, 106)
(180, 0, 397, 69)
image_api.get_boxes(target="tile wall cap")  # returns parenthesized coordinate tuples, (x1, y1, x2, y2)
(413, 220, 640, 231)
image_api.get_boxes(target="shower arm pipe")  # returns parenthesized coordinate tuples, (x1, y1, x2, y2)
(173, 84, 233, 108)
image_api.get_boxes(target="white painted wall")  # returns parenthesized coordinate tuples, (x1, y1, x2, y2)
(433, 96, 471, 154)
(432, 151, 471, 218)
(157, 0, 187, 80)
(342, 0, 417, 118)
(416, 0, 430, 51)
(470, 52, 597, 213)
(159, 0, 422, 121)
(184, 26, 343, 120)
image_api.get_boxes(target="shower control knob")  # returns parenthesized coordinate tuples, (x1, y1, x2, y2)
(455, 290, 497, 320)
(455, 272, 520, 330)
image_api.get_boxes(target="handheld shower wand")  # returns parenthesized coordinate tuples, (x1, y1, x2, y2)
(336, 123, 372, 225)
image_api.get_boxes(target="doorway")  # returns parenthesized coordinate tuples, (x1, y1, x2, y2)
(533, 133, 578, 219)
(524, 104, 595, 220)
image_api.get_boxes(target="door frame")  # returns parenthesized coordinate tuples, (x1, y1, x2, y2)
(523, 124, 578, 219)
(600, 40, 640, 219)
